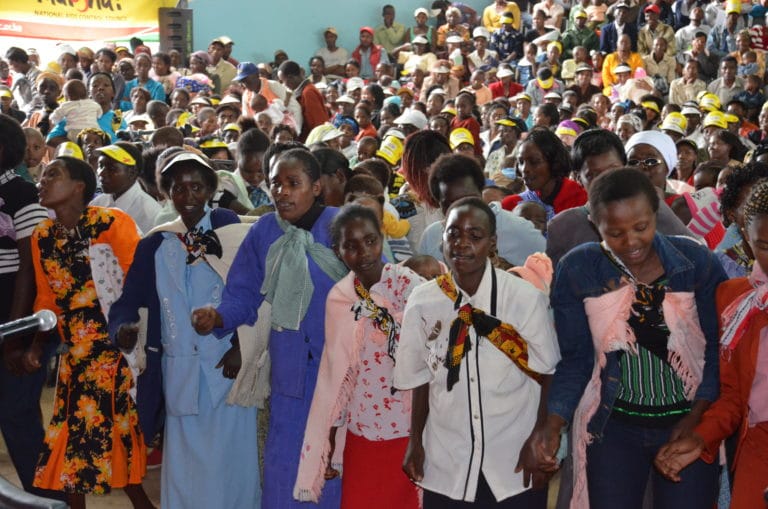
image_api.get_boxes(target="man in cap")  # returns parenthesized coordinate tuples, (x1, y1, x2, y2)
(638, 3, 676, 55)
(277, 60, 329, 142)
(490, 10, 524, 62)
(489, 66, 523, 99)
(235, 62, 303, 135)
(208, 38, 237, 93)
(525, 67, 564, 105)
(394, 108, 428, 136)
(707, 1, 743, 57)
(353, 26, 390, 79)
(315, 27, 349, 78)
(217, 36, 238, 67)
(562, 10, 599, 57)
(482, 0, 522, 31)
(422, 60, 460, 99)
(468, 27, 499, 71)
(566, 63, 601, 105)
(600, 1, 638, 53)
(707, 56, 744, 107)
(681, 101, 707, 147)
(660, 111, 688, 141)
(680, 30, 718, 81)
(0, 88, 25, 123)
(374, 4, 406, 55)
(669, 57, 707, 106)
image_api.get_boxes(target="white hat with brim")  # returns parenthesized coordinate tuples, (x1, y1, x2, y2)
(394, 109, 428, 130)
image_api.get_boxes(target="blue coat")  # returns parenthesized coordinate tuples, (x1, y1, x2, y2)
(108, 208, 239, 439)
(599, 21, 638, 53)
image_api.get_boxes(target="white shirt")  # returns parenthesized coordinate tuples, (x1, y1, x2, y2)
(394, 263, 560, 502)
(90, 181, 161, 235)
(315, 46, 349, 71)
(49, 99, 102, 132)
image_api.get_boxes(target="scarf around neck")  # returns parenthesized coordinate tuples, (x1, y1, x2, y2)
(720, 262, 768, 352)
(261, 212, 348, 330)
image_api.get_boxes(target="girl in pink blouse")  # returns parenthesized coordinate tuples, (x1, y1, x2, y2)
(294, 204, 424, 509)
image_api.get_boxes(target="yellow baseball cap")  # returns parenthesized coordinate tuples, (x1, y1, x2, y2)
(726, 0, 741, 14)
(199, 139, 229, 149)
(660, 112, 688, 135)
(55, 141, 84, 160)
(724, 113, 739, 124)
(449, 128, 475, 150)
(97, 144, 136, 166)
(703, 111, 728, 129)
(222, 123, 241, 133)
(376, 135, 404, 166)
(0, 89, 11, 99)
(641, 101, 660, 113)
(699, 93, 721, 112)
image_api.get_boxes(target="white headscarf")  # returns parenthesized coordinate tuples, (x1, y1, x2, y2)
(624, 130, 678, 177)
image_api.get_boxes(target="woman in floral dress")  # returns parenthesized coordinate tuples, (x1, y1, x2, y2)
(24, 156, 154, 509)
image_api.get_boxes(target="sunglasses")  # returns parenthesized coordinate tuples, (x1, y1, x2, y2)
(628, 158, 662, 168)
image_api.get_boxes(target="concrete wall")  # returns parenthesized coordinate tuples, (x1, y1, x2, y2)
(190, 0, 487, 69)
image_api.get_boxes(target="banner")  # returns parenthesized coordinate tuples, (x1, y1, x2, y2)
(0, 0, 177, 41)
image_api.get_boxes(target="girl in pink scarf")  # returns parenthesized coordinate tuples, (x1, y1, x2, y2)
(294, 204, 424, 508)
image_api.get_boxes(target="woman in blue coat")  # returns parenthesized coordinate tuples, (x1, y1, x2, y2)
(110, 151, 260, 509)
(193, 148, 347, 508)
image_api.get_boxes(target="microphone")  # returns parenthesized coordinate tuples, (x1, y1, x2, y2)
(0, 310, 58, 342)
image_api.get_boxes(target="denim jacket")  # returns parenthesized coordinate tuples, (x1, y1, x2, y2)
(547, 234, 727, 438)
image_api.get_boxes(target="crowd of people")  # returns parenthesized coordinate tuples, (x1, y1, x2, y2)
(2, 0, 768, 508)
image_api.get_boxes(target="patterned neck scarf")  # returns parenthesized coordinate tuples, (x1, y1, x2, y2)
(177, 227, 222, 264)
(436, 271, 542, 391)
(351, 276, 399, 361)
(721, 261, 768, 352)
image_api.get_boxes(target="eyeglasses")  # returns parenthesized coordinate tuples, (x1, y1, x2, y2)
(627, 158, 662, 168)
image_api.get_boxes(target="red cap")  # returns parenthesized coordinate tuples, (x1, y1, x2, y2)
(644, 4, 661, 14)
(360, 26, 374, 35)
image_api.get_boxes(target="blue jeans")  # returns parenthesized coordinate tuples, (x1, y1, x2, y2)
(587, 417, 719, 509)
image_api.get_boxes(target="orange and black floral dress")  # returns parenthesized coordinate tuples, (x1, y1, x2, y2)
(30, 206, 146, 494)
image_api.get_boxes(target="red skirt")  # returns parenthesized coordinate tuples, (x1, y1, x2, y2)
(341, 431, 420, 509)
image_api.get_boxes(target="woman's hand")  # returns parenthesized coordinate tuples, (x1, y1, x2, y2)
(116, 323, 140, 351)
(654, 433, 705, 482)
(515, 423, 561, 489)
(216, 343, 241, 379)
(324, 427, 340, 480)
(21, 342, 43, 373)
(402, 438, 425, 483)
(668, 400, 709, 442)
(191, 307, 222, 335)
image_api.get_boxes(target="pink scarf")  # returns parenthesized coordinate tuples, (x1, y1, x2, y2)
(293, 264, 421, 502)
(570, 282, 707, 508)
(720, 262, 768, 353)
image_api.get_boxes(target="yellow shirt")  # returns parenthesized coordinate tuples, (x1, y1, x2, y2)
(602, 52, 645, 87)
(482, 3, 522, 31)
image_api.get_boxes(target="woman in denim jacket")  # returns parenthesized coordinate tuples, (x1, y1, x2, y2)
(528, 168, 727, 508)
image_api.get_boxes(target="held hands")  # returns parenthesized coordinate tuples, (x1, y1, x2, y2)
(654, 433, 705, 482)
(215, 343, 241, 379)
(191, 307, 222, 335)
(402, 438, 425, 484)
(515, 415, 564, 488)
(116, 323, 140, 352)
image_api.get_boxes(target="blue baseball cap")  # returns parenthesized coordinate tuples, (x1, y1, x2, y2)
(234, 62, 258, 82)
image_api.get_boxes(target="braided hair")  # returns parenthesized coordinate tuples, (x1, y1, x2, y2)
(743, 178, 768, 228)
